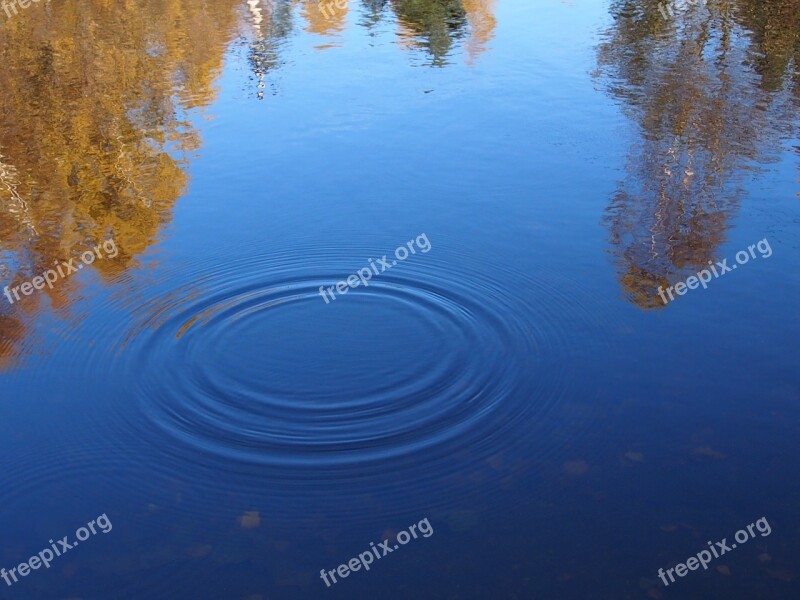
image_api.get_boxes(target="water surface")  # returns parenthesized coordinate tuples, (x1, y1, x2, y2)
(1, 0, 798, 599)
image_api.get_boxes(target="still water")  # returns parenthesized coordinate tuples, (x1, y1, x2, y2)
(1, 0, 798, 598)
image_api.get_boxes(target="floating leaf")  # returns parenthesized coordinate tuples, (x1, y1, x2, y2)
(187, 544, 212, 558)
(693, 447, 726, 459)
(238, 511, 261, 529)
(564, 460, 588, 475)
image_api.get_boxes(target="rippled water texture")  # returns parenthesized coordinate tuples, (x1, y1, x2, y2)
(1, 0, 798, 599)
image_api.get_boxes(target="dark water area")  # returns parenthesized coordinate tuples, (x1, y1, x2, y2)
(0, 0, 798, 599)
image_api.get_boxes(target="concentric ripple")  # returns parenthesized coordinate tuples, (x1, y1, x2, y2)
(126, 270, 552, 468)
(72, 244, 612, 478)
(5, 242, 619, 519)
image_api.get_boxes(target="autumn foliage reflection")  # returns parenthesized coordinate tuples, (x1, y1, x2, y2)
(0, 0, 242, 363)
(596, 0, 799, 308)
(0, 0, 497, 365)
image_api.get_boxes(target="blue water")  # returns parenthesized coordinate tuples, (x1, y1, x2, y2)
(1, 0, 798, 598)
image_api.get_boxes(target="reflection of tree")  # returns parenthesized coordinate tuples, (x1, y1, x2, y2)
(297, 0, 349, 37)
(462, 0, 497, 64)
(596, 0, 799, 309)
(0, 0, 500, 365)
(242, 0, 496, 86)
(0, 312, 25, 370)
(393, 0, 469, 66)
(358, 0, 391, 32)
(0, 0, 241, 364)
(325, 0, 495, 66)
(243, 0, 349, 99)
(247, 1, 295, 99)
(734, 0, 800, 99)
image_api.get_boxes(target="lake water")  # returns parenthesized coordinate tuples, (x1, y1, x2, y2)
(1, 0, 798, 599)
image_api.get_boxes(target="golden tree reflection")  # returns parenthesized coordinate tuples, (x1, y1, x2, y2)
(596, 0, 799, 308)
(0, 0, 500, 366)
(298, 0, 350, 37)
(462, 0, 497, 64)
(0, 0, 242, 364)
